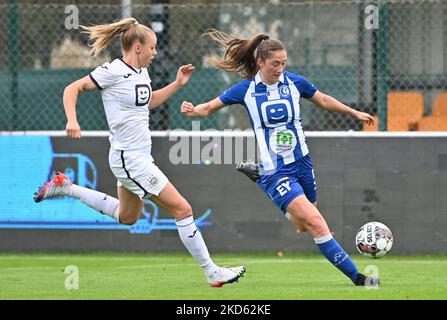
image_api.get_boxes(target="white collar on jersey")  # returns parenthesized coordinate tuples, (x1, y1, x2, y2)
(254, 71, 285, 86)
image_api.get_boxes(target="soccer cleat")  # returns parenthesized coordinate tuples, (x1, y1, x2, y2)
(207, 266, 246, 288)
(33, 172, 72, 203)
(354, 273, 381, 287)
(236, 161, 260, 182)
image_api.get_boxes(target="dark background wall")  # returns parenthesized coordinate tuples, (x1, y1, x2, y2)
(0, 135, 446, 254)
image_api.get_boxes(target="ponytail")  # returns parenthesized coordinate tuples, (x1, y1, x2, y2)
(203, 29, 284, 79)
(81, 18, 153, 56)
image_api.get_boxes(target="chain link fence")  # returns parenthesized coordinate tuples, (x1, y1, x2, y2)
(1, 0, 446, 131)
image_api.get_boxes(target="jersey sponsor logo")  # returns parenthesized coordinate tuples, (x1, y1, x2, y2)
(251, 91, 269, 97)
(124, 73, 132, 78)
(277, 131, 293, 145)
(260, 99, 292, 127)
(135, 84, 151, 106)
(269, 129, 297, 155)
(279, 85, 290, 98)
(276, 179, 292, 196)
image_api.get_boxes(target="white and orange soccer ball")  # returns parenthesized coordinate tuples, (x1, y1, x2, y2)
(356, 222, 393, 258)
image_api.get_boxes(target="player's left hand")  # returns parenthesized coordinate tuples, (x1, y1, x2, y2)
(180, 101, 196, 117)
(176, 64, 195, 86)
(353, 111, 375, 126)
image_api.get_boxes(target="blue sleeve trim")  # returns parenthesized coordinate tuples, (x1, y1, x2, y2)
(305, 87, 317, 99)
(89, 73, 103, 90)
(286, 72, 317, 99)
(219, 94, 234, 105)
(219, 80, 249, 105)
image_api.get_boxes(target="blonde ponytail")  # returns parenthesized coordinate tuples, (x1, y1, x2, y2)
(81, 18, 153, 56)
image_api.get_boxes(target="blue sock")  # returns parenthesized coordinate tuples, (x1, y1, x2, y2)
(315, 234, 360, 284)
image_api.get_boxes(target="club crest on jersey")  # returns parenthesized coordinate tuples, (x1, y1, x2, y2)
(279, 85, 290, 98)
(148, 175, 159, 187)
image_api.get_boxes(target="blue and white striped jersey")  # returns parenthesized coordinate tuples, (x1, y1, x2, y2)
(219, 71, 317, 172)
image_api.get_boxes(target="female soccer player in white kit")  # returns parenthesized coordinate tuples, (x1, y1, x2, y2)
(33, 18, 245, 287)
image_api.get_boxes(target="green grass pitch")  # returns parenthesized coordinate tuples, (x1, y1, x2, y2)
(0, 252, 446, 300)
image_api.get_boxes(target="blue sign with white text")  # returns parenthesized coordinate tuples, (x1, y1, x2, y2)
(0, 136, 212, 234)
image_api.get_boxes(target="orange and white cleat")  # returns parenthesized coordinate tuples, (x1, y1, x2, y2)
(207, 266, 246, 288)
(33, 172, 73, 203)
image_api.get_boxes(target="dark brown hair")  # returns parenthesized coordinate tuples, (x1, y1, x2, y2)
(203, 29, 286, 79)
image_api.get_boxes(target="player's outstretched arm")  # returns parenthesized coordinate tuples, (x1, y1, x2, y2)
(63, 75, 97, 139)
(308, 90, 375, 126)
(149, 64, 195, 109)
(180, 97, 226, 117)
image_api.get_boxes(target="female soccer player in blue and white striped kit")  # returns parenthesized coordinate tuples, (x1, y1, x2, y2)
(34, 19, 245, 287)
(181, 30, 378, 286)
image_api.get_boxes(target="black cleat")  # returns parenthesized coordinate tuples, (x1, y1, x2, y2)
(355, 273, 380, 287)
(236, 161, 260, 182)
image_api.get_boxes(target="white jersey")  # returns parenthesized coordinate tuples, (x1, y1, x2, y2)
(90, 58, 153, 152)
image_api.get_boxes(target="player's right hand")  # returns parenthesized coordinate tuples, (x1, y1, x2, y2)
(180, 101, 196, 117)
(66, 120, 81, 139)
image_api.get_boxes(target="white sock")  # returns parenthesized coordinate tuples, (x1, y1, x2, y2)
(314, 233, 334, 244)
(175, 215, 218, 277)
(69, 184, 120, 222)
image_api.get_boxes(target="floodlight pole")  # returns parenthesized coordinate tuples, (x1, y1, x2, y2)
(122, 0, 132, 19)
(7, 0, 19, 131)
(376, 0, 389, 131)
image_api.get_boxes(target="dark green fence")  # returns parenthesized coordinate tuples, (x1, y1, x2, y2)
(1, 0, 446, 131)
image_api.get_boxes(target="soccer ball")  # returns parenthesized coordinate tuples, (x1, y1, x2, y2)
(355, 222, 393, 258)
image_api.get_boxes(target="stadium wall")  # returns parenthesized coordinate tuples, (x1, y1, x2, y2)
(0, 133, 446, 254)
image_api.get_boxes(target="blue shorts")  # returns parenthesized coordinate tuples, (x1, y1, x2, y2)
(256, 154, 317, 214)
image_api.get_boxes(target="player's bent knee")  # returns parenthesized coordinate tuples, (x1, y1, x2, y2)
(118, 210, 140, 225)
(305, 215, 329, 235)
(120, 216, 138, 225)
(172, 202, 193, 219)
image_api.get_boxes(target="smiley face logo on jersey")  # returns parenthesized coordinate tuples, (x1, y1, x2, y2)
(260, 99, 292, 127)
(267, 105, 288, 123)
(135, 84, 151, 106)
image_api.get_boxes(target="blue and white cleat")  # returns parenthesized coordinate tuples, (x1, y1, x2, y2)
(33, 172, 72, 203)
(207, 266, 246, 288)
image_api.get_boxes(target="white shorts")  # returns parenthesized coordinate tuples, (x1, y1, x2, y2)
(109, 147, 169, 200)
